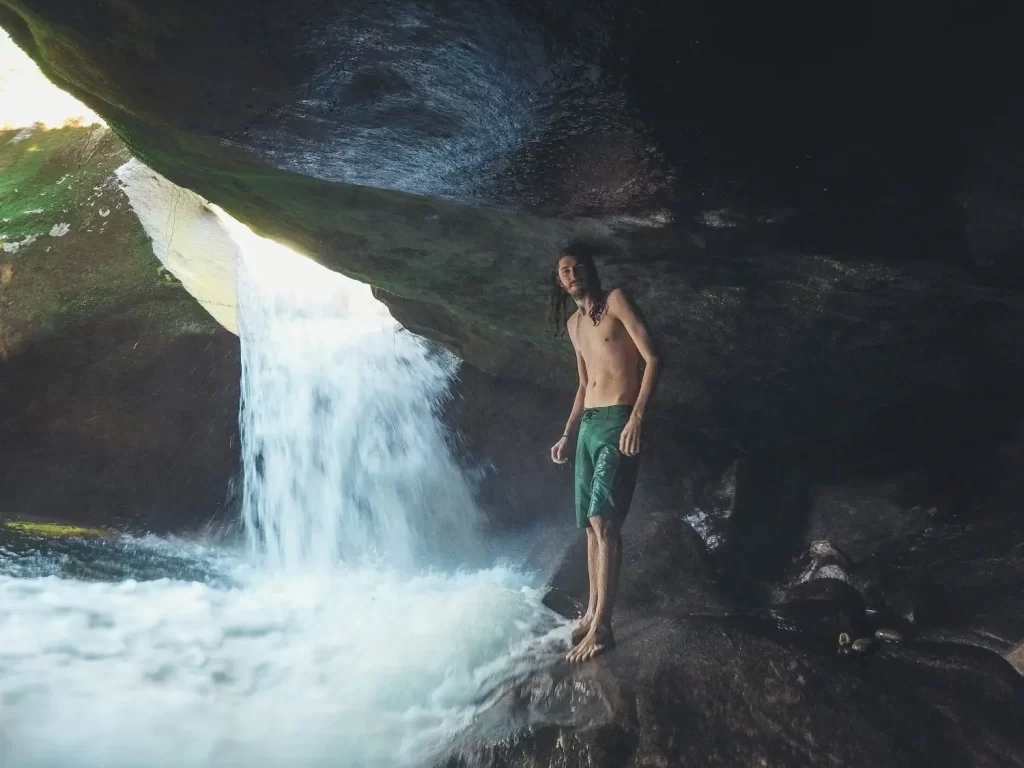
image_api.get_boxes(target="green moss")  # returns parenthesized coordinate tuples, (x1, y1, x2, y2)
(0, 124, 220, 354)
(4, 520, 109, 538)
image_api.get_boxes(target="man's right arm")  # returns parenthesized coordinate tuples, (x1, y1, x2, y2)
(562, 348, 588, 440)
(551, 323, 587, 464)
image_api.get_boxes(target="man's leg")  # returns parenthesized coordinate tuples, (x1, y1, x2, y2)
(572, 421, 595, 640)
(572, 528, 599, 643)
(567, 514, 619, 662)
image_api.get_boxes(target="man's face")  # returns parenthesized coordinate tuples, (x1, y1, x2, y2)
(557, 255, 588, 298)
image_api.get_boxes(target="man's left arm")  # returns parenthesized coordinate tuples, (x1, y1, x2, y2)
(607, 288, 660, 456)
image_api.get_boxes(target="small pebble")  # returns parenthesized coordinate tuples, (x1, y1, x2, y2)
(875, 628, 903, 643)
(851, 637, 873, 653)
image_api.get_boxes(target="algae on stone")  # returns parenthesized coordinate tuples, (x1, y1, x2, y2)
(4, 520, 109, 538)
(0, 124, 220, 358)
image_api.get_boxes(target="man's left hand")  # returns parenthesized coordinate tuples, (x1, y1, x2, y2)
(619, 418, 642, 457)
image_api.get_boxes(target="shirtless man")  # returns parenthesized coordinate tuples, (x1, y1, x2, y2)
(548, 242, 660, 663)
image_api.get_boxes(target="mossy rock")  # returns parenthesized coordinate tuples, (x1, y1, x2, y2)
(0, 123, 240, 533)
(0, 124, 221, 357)
(4, 520, 110, 538)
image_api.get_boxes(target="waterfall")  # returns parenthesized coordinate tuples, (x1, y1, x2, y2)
(229, 219, 482, 571)
(1, 41, 567, 766)
(113, 159, 486, 571)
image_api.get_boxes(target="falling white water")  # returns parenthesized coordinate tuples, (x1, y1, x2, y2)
(1, 48, 570, 767)
(229, 216, 483, 571)
(0, 189, 568, 768)
(116, 156, 488, 570)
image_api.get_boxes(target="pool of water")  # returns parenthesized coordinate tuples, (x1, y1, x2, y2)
(0, 531, 567, 768)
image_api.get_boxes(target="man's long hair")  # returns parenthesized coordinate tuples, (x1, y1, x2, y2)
(548, 240, 606, 336)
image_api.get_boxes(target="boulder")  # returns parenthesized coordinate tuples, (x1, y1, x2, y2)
(451, 616, 1024, 767)
(806, 481, 933, 561)
(0, 125, 239, 532)
(542, 508, 720, 622)
(1, 1, 1022, 455)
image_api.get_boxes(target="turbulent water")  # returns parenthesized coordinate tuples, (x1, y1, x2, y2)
(235, 233, 481, 571)
(0, 174, 567, 767)
(0, 537, 563, 767)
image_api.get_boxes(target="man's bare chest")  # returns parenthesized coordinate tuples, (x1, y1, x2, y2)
(576, 315, 631, 361)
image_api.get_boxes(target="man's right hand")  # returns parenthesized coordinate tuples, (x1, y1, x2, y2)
(550, 436, 570, 464)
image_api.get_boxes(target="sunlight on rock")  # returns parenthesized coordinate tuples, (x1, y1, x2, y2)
(116, 160, 240, 333)
(0, 30, 103, 130)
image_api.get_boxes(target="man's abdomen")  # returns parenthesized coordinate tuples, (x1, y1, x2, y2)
(584, 369, 640, 408)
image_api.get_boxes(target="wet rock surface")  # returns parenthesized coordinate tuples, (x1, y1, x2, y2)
(1, 1, 1022, 452)
(454, 616, 1024, 767)
(446, 367, 1024, 764)
(0, 126, 240, 532)
(449, 498, 1024, 768)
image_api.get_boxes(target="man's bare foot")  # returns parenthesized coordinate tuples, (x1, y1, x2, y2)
(566, 624, 615, 663)
(571, 613, 594, 645)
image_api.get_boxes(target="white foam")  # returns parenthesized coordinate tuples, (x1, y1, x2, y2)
(0, 553, 566, 768)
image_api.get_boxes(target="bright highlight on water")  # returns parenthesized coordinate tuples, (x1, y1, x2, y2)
(232, 217, 482, 572)
(0, 166, 567, 767)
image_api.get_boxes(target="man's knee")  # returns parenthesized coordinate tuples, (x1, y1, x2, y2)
(588, 515, 619, 543)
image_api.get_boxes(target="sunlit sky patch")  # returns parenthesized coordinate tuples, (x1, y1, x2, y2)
(1, 28, 103, 130)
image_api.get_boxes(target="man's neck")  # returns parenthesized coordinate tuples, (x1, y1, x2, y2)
(574, 292, 597, 315)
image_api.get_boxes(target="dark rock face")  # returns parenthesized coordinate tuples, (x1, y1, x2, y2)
(0, 126, 240, 532)
(0, 320, 240, 532)
(455, 620, 1024, 768)
(805, 480, 933, 561)
(443, 364, 1024, 765)
(445, 503, 1024, 768)
(1, 0, 1023, 455)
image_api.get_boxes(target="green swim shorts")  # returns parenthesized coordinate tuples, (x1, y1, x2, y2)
(574, 405, 641, 529)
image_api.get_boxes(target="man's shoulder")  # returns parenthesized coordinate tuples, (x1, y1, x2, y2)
(605, 287, 631, 311)
(565, 308, 582, 335)
(607, 286, 625, 298)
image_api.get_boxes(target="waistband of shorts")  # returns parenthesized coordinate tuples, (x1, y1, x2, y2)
(581, 404, 634, 421)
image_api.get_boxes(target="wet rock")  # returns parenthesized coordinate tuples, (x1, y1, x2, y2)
(452, 615, 1024, 767)
(866, 498, 1024, 645)
(543, 508, 720, 622)
(851, 637, 874, 653)
(2, 0, 1023, 458)
(875, 628, 904, 644)
(0, 125, 239, 533)
(1009, 642, 1024, 675)
(836, 631, 876, 657)
(806, 481, 933, 560)
(679, 460, 738, 552)
(771, 578, 870, 647)
(796, 540, 852, 583)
